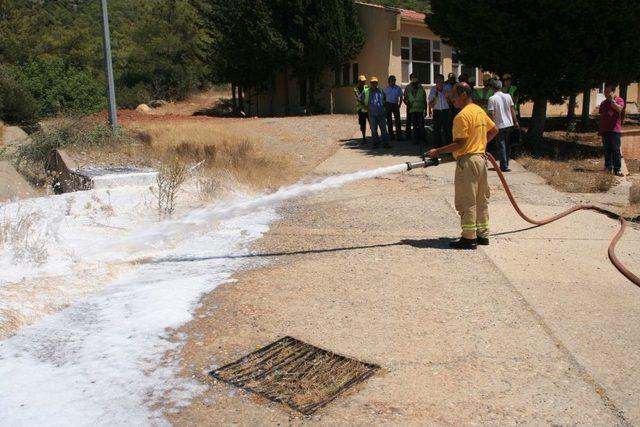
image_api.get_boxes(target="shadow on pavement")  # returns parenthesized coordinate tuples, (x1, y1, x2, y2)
(145, 238, 454, 264)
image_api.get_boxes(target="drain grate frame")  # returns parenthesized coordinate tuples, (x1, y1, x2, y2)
(209, 336, 380, 415)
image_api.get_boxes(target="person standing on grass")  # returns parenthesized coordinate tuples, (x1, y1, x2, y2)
(384, 75, 403, 141)
(404, 73, 427, 144)
(426, 82, 498, 250)
(359, 76, 390, 149)
(487, 78, 519, 172)
(599, 83, 625, 176)
(354, 75, 369, 145)
(428, 74, 452, 148)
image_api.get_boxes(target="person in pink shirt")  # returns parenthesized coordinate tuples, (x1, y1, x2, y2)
(598, 83, 625, 176)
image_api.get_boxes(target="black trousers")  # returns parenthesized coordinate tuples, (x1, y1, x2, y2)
(432, 109, 452, 148)
(385, 102, 401, 139)
(358, 111, 368, 135)
(410, 112, 425, 142)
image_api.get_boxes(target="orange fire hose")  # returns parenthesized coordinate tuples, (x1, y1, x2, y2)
(485, 153, 640, 288)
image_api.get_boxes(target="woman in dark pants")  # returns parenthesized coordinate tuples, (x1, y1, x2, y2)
(598, 83, 625, 176)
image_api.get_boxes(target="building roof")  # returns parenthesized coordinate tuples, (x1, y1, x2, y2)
(400, 8, 426, 23)
(354, 2, 426, 24)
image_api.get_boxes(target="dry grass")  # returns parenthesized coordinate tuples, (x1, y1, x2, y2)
(132, 122, 295, 190)
(149, 86, 232, 116)
(519, 155, 618, 193)
(65, 120, 296, 192)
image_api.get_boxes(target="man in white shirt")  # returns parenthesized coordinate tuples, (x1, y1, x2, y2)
(487, 78, 519, 172)
(428, 74, 452, 148)
(384, 75, 403, 141)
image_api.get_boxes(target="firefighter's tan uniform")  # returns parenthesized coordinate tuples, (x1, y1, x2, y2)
(451, 103, 496, 239)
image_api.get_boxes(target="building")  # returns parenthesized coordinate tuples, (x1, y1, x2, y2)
(248, 2, 639, 118)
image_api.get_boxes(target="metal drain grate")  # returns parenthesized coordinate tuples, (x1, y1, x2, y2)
(209, 336, 380, 415)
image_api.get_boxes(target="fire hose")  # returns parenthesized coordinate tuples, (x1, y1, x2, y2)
(407, 155, 640, 288)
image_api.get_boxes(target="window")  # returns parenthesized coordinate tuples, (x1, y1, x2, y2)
(401, 37, 441, 85)
(451, 49, 479, 87)
(342, 64, 350, 87)
(352, 63, 359, 84)
(334, 62, 359, 87)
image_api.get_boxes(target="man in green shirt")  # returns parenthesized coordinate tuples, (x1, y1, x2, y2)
(474, 72, 494, 112)
(403, 73, 427, 144)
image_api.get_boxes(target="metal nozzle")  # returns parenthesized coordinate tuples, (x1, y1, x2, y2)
(406, 157, 440, 170)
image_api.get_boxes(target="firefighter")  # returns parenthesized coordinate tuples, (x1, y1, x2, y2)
(426, 82, 499, 250)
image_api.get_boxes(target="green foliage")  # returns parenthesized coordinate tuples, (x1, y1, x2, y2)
(0, 0, 210, 115)
(15, 120, 132, 166)
(426, 0, 640, 142)
(15, 59, 106, 117)
(198, 0, 364, 109)
(0, 67, 40, 126)
(197, 0, 286, 90)
(120, 0, 211, 101)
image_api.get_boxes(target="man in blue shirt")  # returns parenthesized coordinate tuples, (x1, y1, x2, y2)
(359, 76, 390, 148)
(384, 75, 403, 141)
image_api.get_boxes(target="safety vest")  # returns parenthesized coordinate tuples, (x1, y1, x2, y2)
(362, 87, 386, 110)
(354, 85, 368, 113)
(406, 84, 426, 113)
(474, 87, 494, 101)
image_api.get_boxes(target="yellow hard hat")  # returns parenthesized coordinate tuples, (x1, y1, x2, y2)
(502, 73, 512, 80)
(358, 75, 367, 82)
(370, 76, 379, 83)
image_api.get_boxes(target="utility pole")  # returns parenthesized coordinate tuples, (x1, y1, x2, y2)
(100, 0, 118, 131)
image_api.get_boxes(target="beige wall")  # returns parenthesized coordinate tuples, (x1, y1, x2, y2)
(519, 83, 640, 118)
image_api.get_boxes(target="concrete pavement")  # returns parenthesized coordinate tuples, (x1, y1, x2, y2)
(171, 140, 640, 425)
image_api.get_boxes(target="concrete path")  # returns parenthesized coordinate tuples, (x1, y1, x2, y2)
(171, 140, 640, 426)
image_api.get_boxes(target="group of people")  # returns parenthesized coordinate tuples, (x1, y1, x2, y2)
(354, 72, 521, 173)
(355, 72, 626, 251)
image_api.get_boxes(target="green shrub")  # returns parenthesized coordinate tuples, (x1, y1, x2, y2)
(0, 68, 39, 126)
(16, 59, 106, 117)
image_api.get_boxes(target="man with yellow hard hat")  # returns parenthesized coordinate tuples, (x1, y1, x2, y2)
(359, 76, 390, 148)
(353, 74, 369, 145)
(474, 71, 495, 112)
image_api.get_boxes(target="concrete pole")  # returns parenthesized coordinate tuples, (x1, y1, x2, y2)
(100, 0, 118, 131)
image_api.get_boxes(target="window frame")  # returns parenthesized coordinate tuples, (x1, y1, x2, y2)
(451, 49, 479, 87)
(401, 37, 442, 85)
(334, 62, 359, 87)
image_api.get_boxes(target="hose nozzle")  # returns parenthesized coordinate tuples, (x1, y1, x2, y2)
(406, 157, 440, 170)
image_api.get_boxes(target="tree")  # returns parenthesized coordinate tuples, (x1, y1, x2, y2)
(121, 0, 210, 102)
(287, 0, 365, 109)
(427, 0, 603, 142)
(196, 0, 285, 112)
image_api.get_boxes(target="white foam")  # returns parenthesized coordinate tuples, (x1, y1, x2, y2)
(0, 161, 411, 425)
